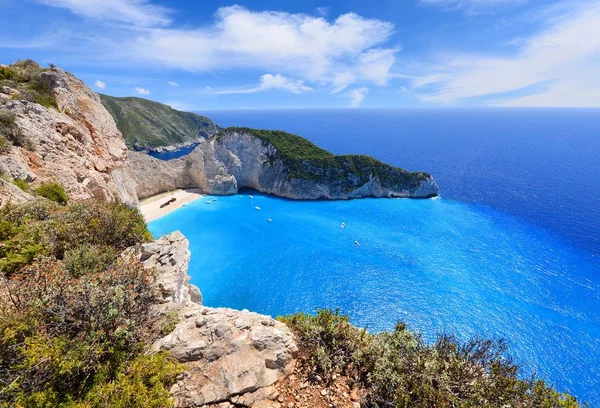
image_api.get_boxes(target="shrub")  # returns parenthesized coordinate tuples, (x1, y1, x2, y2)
(35, 181, 68, 204)
(0, 199, 150, 276)
(0, 60, 58, 110)
(0, 257, 181, 407)
(0, 110, 27, 149)
(63, 244, 116, 277)
(11, 178, 29, 192)
(279, 309, 583, 407)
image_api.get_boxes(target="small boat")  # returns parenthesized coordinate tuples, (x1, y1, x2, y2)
(267, 218, 272, 222)
(255, 206, 261, 210)
(354, 241, 360, 246)
(205, 201, 212, 204)
(341, 222, 345, 229)
(249, 195, 254, 199)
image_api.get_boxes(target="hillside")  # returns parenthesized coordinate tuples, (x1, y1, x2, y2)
(99, 94, 218, 150)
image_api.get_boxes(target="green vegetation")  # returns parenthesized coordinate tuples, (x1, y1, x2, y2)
(280, 309, 582, 408)
(11, 178, 30, 192)
(218, 127, 430, 189)
(99, 94, 218, 149)
(0, 60, 58, 109)
(35, 181, 68, 204)
(0, 199, 179, 407)
(0, 110, 28, 153)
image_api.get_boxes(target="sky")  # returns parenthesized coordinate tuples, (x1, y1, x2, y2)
(1, 0, 599, 110)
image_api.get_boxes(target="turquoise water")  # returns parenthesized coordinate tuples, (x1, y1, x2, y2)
(149, 193, 600, 403)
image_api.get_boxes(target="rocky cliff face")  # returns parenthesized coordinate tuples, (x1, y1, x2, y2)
(140, 232, 298, 408)
(0, 62, 137, 206)
(127, 129, 439, 200)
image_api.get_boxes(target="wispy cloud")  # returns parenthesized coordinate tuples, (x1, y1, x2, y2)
(31, 0, 171, 27)
(166, 80, 179, 87)
(134, 87, 150, 95)
(348, 87, 369, 107)
(94, 80, 106, 89)
(164, 100, 193, 111)
(411, 1, 600, 106)
(419, 0, 528, 13)
(212, 74, 312, 95)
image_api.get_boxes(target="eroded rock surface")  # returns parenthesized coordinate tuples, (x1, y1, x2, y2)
(0, 67, 137, 206)
(141, 232, 298, 407)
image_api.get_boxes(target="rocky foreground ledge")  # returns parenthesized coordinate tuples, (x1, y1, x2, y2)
(139, 232, 298, 407)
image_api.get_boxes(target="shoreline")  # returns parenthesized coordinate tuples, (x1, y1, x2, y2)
(139, 188, 205, 222)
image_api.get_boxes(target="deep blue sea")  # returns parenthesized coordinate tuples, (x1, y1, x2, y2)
(149, 109, 600, 404)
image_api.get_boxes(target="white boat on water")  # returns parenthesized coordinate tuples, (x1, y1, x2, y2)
(249, 195, 254, 199)
(268, 218, 272, 222)
(341, 222, 345, 229)
(255, 206, 261, 210)
(354, 240, 360, 246)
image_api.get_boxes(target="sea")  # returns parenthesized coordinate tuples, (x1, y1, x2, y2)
(148, 108, 600, 404)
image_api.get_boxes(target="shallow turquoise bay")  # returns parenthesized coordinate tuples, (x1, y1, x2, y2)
(149, 193, 600, 403)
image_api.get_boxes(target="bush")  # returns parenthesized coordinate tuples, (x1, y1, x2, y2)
(11, 178, 29, 192)
(0, 110, 27, 149)
(0, 257, 181, 407)
(0, 60, 58, 110)
(279, 309, 583, 407)
(0, 199, 151, 276)
(63, 244, 116, 277)
(35, 181, 68, 204)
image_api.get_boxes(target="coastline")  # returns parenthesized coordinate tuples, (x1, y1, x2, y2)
(139, 188, 205, 222)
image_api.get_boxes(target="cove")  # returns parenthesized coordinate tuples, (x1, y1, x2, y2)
(149, 193, 600, 404)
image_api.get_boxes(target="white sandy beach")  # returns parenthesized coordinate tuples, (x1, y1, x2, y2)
(139, 188, 205, 222)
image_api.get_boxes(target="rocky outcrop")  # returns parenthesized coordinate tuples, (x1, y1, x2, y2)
(127, 129, 439, 200)
(140, 232, 298, 408)
(0, 63, 138, 206)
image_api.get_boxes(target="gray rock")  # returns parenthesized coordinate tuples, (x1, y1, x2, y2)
(145, 231, 298, 407)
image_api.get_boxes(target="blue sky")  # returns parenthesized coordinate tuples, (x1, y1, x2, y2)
(1, 0, 599, 109)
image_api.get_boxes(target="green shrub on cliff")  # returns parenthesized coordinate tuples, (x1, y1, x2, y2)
(0, 199, 151, 276)
(0, 60, 58, 109)
(279, 309, 582, 407)
(0, 110, 27, 151)
(0, 200, 179, 407)
(35, 181, 68, 204)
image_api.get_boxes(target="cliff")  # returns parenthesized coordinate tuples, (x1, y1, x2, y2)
(139, 232, 298, 407)
(0, 60, 137, 206)
(127, 128, 439, 200)
(99, 94, 218, 151)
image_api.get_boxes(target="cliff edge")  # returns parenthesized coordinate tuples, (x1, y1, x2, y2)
(127, 128, 439, 200)
(0, 60, 137, 206)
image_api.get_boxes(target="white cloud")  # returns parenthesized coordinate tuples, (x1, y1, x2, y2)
(411, 1, 600, 106)
(167, 80, 179, 87)
(135, 87, 150, 95)
(213, 73, 313, 95)
(32, 0, 171, 27)
(131, 5, 397, 89)
(94, 80, 106, 89)
(348, 87, 368, 107)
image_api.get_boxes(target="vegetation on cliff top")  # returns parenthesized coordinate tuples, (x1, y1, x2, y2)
(0, 200, 179, 407)
(280, 309, 582, 408)
(99, 94, 218, 150)
(0, 60, 58, 109)
(217, 127, 432, 190)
